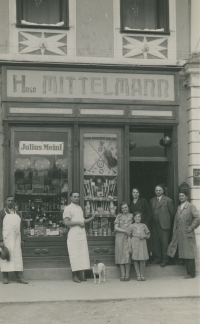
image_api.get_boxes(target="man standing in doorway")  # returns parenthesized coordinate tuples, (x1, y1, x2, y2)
(150, 185, 175, 267)
(63, 192, 95, 283)
(0, 195, 28, 284)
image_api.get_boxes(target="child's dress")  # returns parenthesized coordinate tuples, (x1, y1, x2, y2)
(130, 223, 150, 261)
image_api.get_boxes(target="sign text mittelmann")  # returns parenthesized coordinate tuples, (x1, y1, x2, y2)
(7, 70, 175, 101)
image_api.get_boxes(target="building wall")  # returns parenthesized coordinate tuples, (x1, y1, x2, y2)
(0, 0, 9, 54)
(176, 0, 190, 60)
(76, 0, 114, 57)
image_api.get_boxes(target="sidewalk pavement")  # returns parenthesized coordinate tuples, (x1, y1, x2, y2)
(0, 276, 199, 304)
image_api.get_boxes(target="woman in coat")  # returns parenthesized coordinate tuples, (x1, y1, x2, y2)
(130, 188, 152, 258)
(167, 190, 200, 278)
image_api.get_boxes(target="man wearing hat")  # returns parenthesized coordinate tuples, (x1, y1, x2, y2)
(0, 195, 28, 284)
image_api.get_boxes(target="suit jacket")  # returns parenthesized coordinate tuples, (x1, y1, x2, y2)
(0, 208, 24, 242)
(167, 202, 200, 258)
(150, 195, 175, 230)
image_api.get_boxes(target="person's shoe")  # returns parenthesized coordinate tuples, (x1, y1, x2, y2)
(161, 263, 167, 267)
(141, 276, 146, 281)
(183, 275, 195, 279)
(125, 277, 130, 281)
(137, 276, 141, 281)
(17, 278, 28, 284)
(3, 278, 9, 284)
(120, 277, 125, 281)
(150, 260, 161, 264)
(73, 276, 81, 283)
(77, 275, 87, 281)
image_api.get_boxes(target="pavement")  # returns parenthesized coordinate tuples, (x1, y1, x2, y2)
(0, 276, 199, 304)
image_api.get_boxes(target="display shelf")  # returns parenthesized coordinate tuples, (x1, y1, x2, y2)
(84, 197, 118, 201)
(15, 192, 68, 196)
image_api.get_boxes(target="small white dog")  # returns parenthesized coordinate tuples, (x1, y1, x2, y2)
(92, 260, 106, 284)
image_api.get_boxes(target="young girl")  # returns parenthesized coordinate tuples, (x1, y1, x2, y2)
(130, 211, 150, 281)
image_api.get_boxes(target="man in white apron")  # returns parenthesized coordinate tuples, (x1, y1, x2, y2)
(0, 196, 28, 284)
(63, 192, 96, 283)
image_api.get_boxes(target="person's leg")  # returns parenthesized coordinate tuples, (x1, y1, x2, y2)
(184, 259, 196, 278)
(133, 261, 141, 280)
(119, 264, 125, 281)
(152, 221, 162, 263)
(159, 227, 170, 266)
(77, 270, 87, 281)
(2, 272, 9, 284)
(72, 271, 81, 283)
(15, 271, 28, 284)
(139, 261, 146, 280)
(125, 263, 131, 280)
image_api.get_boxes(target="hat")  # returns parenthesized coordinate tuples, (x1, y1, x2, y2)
(0, 245, 10, 261)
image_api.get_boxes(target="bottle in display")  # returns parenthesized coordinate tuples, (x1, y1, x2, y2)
(48, 214, 52, 227)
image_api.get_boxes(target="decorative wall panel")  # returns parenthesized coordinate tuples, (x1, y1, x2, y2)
(18, 31, 67, 55)
(122, 36, 168, 59)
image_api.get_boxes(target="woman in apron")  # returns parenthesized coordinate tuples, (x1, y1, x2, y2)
(0, 196, 28, 284)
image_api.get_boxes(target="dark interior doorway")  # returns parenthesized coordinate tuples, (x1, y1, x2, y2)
(129, 162, 169, 203)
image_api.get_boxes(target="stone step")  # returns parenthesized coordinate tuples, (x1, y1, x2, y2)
(0, 264, 187, 281)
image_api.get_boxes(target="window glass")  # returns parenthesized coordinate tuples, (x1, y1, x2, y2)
(14, 130, 69, 237)
(121, 0, 168, 32)
(83, 133, 118, 236)
(22, 0, 60, 25)
(129, 132, 165, 157)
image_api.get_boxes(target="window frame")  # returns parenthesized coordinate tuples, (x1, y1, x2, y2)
(120, 0, 170, 35)
(16, 0, 69, 30)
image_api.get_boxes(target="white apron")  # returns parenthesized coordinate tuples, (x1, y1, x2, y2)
(64, 203, 90, 272)
(1, 210, 23, 272)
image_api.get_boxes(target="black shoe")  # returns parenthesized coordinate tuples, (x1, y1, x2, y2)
(77, 275, 87, 281)
(183, 275, 195, 279)
(161, 263, 167, 267)
(73, 276, 81, 283)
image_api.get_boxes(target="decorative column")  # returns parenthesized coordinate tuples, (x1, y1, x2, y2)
(184, 62, 200, 272)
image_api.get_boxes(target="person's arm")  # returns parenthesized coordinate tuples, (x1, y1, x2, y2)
(63, 217, 85, 228)
(114, 215, 130, 235)
(140, 225, 150, 240)
(0, 211, 4, 246)
(186, 204, 200, 233)
(19, 212, 25, 243)
(167, 198, 175, 219)
(84, 214, 96, 224)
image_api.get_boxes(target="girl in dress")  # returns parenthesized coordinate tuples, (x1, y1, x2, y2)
(130, 211, 150, 281)
(114, 202, 133, 281)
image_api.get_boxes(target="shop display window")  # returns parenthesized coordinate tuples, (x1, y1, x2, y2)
(11, 128, 71, 238)
(80, 129, 122, 237)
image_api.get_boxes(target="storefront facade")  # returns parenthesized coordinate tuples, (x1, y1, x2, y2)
(1, 64, 180, 266)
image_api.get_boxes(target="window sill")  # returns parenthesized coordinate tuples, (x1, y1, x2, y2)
(120, 29, 170, 36)
(16, 24, 70, 30)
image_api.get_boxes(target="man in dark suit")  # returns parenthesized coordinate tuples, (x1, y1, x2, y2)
(150, 184, 175, 267)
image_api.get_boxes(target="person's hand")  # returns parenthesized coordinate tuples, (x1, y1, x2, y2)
(0, 241, 4, 248)
(21, 241, 25, 248)
(79, 222, 85, 228)
(124, 230, 130, 236)
(139, 234, 145, 240)
(186, 226, 192, 233)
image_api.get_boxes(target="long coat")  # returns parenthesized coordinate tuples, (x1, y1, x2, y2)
(167, 202, 200, 259)
(150, 195, 175, 230)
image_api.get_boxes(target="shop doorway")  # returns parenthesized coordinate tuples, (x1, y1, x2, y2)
(129, 161, 169, 203)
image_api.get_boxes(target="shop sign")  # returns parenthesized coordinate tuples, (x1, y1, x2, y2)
(19, 141, 64, 155)
(7, 70, 175, 101)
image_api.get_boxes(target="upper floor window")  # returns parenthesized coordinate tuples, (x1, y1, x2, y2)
(120, 0, 169, 34)
(17, 0, 69, 29)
